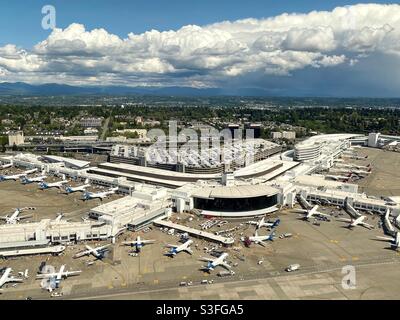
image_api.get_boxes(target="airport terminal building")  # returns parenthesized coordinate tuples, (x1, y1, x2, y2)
(2, 132, 400, 250)
(176, 184, 280, 217)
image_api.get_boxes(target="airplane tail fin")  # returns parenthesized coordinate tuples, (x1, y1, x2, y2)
(273, 219, 281, 227)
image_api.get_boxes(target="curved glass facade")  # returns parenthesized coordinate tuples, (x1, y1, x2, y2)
(194, 194, 278, 212)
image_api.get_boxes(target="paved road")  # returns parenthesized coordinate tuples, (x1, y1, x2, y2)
(100, 116, 111, 141)
(65, 256, 400, 300)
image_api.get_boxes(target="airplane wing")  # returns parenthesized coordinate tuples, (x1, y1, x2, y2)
(0, 216, 7, 220)
(73, 250, 90, 258)
(255, 240, 266, 247)
(165, 244, 178, 248)
(336, 218, 352, 222)
(316, 212, 330, 217)
(376, 236, 395, 242)
(122, 241, 138, 245)
(142, 240, 156, 244)
(8, 276, 23, 283)
(36, 273, 56, 279)
(360, 222, 374, 229)
(292, 209, 307, 213)
(221, 263, 231, 270)
(185, 248, 193, 255)
(247, 221, 258, 225)
(199, 257, 214, 262)
(63, 270, 82, 277)
(18, 214, 33, 220)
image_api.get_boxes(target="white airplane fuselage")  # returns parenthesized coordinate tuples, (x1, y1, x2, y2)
(168, 240, 193, 256)
(0, 268, 23, 288)
(206, 253, 229, 270)
(0, 164, 12, 170)
(5, 210, 21, 224)
(66, 184, 90, 193)
(350, 215, 366, 227)
(1, 169, 37, 181)
(82, 188, 118, 200)
(21, 175, 47, 184)
(36, 265, 81, 290)
(40, 180, 68, 189)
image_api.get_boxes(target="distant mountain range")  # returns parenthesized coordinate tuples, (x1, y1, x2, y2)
(0, 82, 231, 96)
(1, 82, 399, 99)
(0, 81, 305, 97)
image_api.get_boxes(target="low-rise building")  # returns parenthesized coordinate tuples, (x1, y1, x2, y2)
(115, 129, 147, 138)
(84, 128, 99, 135)
(80, 117, 104, 128)
(282, 131, 296, 140)
(8, 131, 24, 146)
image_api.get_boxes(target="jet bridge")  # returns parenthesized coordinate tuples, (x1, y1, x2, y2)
(344, 197, 361, 219)
(153, 218, 234, 245)
(297, 193, 312, 210)
(383, 208, 396, 237)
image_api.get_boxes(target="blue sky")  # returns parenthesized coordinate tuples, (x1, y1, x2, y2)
(0, 1, 400, 97)
(0, 0, 392, 48)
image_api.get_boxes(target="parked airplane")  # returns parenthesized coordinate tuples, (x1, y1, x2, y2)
(65, 179, 91, 194)
(376, 232, 400, 250)
(331, 168, 371, 177)
(73, 244, 111, 260)
(294, 205, 330, 220)
(247, 217, 280, 229)
(0, 208, 33, 224)
(335, 163, 371, 171)
(165, 239, 193, 256)
(21, 172, 47, 184)
(244, 231, 275, 247)
(39, 175, 68, 190)
(54, 213, 65, 223)
(296, 194, 313, 210)
(0, 168, 37, 181)
(325, 174, 353, 182)
(382, 208, 396, 234)
(0, 162, 12, 170)
(122, 236, 155, 252)
(81, 187, 118, 201)
(343, 155, 368, 160)
(36, 265, 81, 291)
(337, 215, 374, 229)
(0, 268, 23, 288)
(199, 252, 231, 272)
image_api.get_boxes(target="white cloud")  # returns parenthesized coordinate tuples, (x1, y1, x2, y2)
(0, 3, 399, 87)
(282, 27, 337, 52)
(318, 54, 347, 67)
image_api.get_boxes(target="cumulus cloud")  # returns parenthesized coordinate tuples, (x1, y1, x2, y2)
(0, 3, 400, 88)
